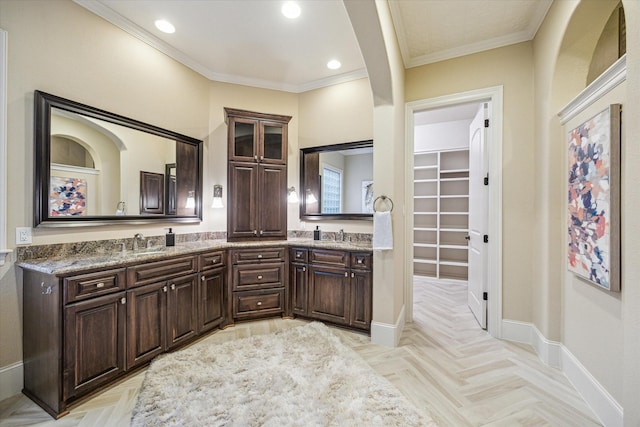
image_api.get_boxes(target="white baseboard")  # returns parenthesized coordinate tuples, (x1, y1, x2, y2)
(371, 305, 405, 347)
(501, 320, 622, 427)
(561, 346, 623, 427)
(0, 361, 23, 401)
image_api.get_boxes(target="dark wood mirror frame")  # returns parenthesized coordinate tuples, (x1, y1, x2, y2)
(34, 90, 203, 227)
(300, 139, 373, 221)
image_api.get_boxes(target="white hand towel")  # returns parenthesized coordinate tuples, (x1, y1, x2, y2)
(372, 211, 393, 250)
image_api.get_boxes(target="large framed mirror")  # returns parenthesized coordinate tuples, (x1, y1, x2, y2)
(300, 140, 373, 221)
(34, 91, 203, 227)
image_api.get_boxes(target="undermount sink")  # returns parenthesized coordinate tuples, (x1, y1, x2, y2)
(129, 247, 167, 256)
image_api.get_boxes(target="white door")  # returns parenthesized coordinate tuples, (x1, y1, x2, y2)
(468, 104, 488, 329)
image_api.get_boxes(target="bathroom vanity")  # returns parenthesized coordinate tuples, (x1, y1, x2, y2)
(19, 239, 371, 418)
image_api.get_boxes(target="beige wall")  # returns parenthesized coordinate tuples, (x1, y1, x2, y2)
(620, 2, 640, 424)
(533, 0, 640, 414)
(297, 78, 374, 234)
(0, 0, 211, 370)
(405, 42, 536, 323)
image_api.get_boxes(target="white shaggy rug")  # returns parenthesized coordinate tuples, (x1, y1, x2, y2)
(131, 322, 437, 427)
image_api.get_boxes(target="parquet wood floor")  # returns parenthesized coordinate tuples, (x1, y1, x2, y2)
(0, 277, 601, 426)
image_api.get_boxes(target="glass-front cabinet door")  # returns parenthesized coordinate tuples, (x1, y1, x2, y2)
(229, 117, 257, 162)
(259, 121, 287, 165)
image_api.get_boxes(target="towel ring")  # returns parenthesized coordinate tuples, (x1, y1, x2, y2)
(373, 195, 394, 213)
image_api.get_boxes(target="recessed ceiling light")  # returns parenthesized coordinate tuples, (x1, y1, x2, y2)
(282, 1, 301, 19)
(327, 59, 341, 70)
(155, 19, 175, 34)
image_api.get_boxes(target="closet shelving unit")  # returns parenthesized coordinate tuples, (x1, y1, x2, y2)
(413, 148, 469, 282)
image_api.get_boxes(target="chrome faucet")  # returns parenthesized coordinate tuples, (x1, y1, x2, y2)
(133, 233, 145, 251)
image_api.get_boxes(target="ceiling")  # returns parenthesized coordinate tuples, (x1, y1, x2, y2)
(75, 0, 552, 94)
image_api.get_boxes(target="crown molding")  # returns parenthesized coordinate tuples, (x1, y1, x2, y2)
(74, 0, 365, 93)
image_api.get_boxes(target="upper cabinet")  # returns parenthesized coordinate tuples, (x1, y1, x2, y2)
(226, 108, 288, 165)
(225, 108, 291, 241)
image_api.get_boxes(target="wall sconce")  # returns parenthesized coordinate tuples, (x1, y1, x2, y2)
(287, 186, 299, 203)
(211, 184, 224, 208)
(306, 189, 317, 204)
(115, 201, 126, 216)
(185, 191, 196, 209)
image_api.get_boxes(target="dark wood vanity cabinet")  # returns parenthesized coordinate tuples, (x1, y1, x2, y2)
(198, 250, 226, 333)
(290, 248, 372, 331)
(126, 257, 198, 369)
(22, 267, 128, 417)
(230, 247, 287, 321)
(21, 253, 222, 418)
(225, 108, 291, 241)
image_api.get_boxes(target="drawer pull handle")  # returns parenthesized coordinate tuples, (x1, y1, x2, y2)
(171, 284, 176, 290)
(344, 272, 348, 277)
(163, 285, 168, 293)
(257, 254, 263, 259)
(302, 267, 306, 272)
(351, 273, 355, 278)
(120, 297, 126, 305)
(257, 275, 263, 279)
(96, 282, 105, 288)
(257, 301, 262, 306)
(357, 258, 363, 264)
(201, 276, 206, 282)
(212, 258, 219, 263)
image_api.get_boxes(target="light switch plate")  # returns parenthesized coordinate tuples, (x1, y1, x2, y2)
(16, 227, 32, 245)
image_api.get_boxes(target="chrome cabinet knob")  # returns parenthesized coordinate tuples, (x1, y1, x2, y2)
(120, 297, 126, 305)
(171, 284, 176, 290)
(257, 301, 262, 306)
(96, 282, 105, 288)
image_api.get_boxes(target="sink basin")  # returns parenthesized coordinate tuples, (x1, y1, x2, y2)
(129, 247, 167, 256)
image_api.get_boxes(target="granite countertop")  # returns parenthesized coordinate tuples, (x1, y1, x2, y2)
(17, 238, 372, 275)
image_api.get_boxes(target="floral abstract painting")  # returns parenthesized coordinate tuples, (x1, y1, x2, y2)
(567, 104, 621, 292)
(50, 176, 87, 216)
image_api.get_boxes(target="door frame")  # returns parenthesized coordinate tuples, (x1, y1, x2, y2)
(404, 86, 503, 338)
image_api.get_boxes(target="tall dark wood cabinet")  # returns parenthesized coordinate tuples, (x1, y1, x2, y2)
(225, 108, 291, 241)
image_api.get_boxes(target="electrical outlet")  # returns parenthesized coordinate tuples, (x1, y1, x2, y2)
(16, 227, 32, 245)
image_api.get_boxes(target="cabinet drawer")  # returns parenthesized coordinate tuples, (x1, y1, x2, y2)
(127, 256, 197, 288)
(350, 253, 372, 271)
(290, 248, 308, 263)
(199, 250, 226, 271)
(233, 289, 284, 318)
(64, 268, 126, 303)
(232, 263, 284, 290)
(310, 249, 349, 267)
(232, 247, 285, 264)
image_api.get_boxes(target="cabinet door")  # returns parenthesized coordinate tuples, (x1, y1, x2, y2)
(199, 269, 225, 333)
(166, 274, 198, 349)
(290, 263, 308, 316)
(308, 265, 350, 325)
(228, 162, 258, 240)
(259, 121, 287, 164)
(127, 282, 167, 369)
(350, 270, 372, 330)
(258, 164, 287, 239)
(63, 292, 126, 400)
(228, 117, 258, 162)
